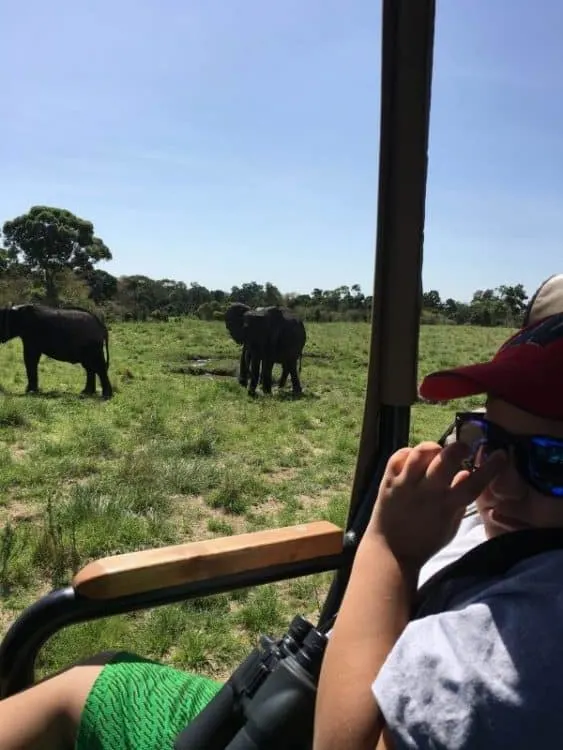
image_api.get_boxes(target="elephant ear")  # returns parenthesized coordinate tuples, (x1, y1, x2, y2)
(225, 303, 251, 345)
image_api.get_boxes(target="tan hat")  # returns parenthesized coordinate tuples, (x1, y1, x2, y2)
(524, 274, 563, 326)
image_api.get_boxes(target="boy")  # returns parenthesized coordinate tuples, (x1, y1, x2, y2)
(315, 311, 563, 749)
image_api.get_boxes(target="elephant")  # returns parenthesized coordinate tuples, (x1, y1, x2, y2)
(0, 304, 113, 399)
(225, 303, 306, 395)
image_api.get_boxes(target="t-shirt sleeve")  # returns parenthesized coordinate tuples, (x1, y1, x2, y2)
(371, 589, 563, 749)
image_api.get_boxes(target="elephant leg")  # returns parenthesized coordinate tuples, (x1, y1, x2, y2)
(95, 348, 113, 400)
(98, 368, 113, 400)
(278, 364, 289, 388)
(84, 347, 113, 399)
(248, 353, 261, 396)
(22, 343, 41, 393)
(289, 361, 303, 395)
(238, 347, 249, 386)
(261, 358, 274, 394)
(82, 368, 97, 395)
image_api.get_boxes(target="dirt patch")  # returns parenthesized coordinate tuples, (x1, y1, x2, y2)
(169, 494, 248, 540)
(253, 496, 285, 516)
(264, 467, 298, 484)
(0, 607, 14, 635)
(245, 497, 287, 528)
(296, 487, 346, 516)
(63, 477, 92, 490)
(10, 444, 27, 461)
(297, 436, 325, 456)
(0, 499, 41, 525)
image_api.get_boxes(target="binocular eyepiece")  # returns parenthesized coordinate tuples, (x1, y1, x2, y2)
(174, 615, 329, 750)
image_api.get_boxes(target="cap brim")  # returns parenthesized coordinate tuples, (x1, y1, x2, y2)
(419, 361, 517, 402)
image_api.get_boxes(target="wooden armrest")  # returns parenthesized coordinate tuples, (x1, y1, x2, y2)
(73, 521, 344, 600)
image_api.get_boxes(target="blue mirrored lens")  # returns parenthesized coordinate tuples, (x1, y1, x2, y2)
(528, 438, 563, 494)
(456, 413, 563, 497)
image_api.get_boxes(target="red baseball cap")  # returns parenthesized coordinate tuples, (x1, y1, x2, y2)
(419, 312, 563, 420)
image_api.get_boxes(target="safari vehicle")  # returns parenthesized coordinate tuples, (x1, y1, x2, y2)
(0, 1, 559, 748)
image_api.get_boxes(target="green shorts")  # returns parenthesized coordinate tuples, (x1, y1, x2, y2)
(75, 652, 223, 750)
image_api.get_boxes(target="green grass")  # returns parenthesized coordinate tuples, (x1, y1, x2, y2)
(0, 319, 512, 680)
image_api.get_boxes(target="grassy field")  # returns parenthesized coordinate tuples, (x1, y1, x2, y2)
(0, 320, 512, 680)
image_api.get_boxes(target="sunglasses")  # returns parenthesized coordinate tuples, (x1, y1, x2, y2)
(455, 412, 563, 498)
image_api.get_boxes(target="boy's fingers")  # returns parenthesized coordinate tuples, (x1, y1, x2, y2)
(386, 447, 413, 477)
(425, 442, 471, 487)
(451, 468, 471, 488)
(399, 442, 443, 482)
(451, 450, 507, 505)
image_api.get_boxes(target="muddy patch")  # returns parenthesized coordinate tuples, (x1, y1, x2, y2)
(166, 358, 238, 378)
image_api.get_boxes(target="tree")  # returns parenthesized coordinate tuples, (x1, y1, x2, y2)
(498, 284, 528, 321)
(350, 284, 365, 309)
(443, 298, 459, 319)
(83, 269, 118, 303)
(2, 206, 112, 304)
(422, 290, 442, 311)
(116, 275, 159, 320)
(469, 289, 507, 326)
(230, 282, 264, 308)
(264, 282, 283, 307)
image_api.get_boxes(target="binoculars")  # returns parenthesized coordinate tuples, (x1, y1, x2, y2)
(174, 614, 329, 750)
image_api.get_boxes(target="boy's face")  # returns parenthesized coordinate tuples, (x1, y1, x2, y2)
(477, 398, 563, 538)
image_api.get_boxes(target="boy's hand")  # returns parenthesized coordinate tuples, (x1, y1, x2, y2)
(368, 441, 506, 569)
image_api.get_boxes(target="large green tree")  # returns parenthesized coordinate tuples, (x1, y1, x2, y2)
(2, 206, 112, 304)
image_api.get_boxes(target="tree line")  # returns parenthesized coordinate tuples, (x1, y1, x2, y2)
(0, 205, 529, 327)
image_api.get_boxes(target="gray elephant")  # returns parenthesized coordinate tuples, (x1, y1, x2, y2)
(0, 304, 113, 399)
(225, 303, 306, 395)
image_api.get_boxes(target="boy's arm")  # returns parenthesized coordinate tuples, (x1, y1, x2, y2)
(314, 442, 505, 750)
(313, 534, 417, 750)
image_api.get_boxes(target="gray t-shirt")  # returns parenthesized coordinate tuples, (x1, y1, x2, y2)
(372, 547, 563, 748)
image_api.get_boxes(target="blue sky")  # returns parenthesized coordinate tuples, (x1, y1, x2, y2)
(1, 1, 562, 302)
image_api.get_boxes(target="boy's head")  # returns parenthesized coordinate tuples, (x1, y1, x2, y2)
(419, 312, 563, 538)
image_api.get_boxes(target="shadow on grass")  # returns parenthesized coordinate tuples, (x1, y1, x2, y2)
(243, 389, 320, 402)
(11, 389, 106, 402)
(302, 352, 334, 360)
(275, 390, 320, 402)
